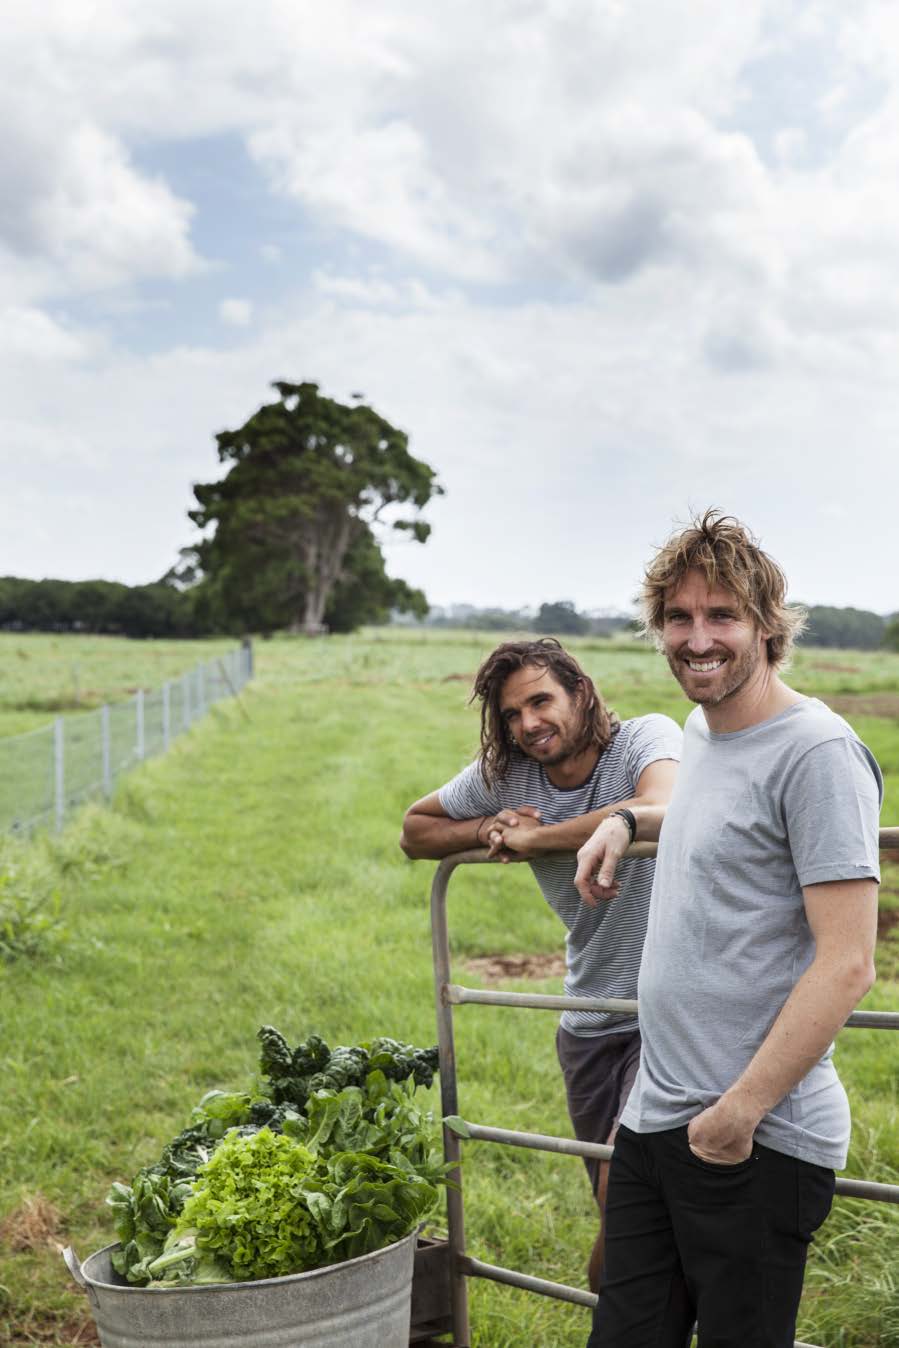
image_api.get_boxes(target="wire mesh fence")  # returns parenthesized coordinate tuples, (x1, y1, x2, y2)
(0, 643, 252, 835)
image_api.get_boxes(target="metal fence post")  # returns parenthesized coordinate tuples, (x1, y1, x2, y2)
(182, 671, 191, 730)
(101, 704, 112, 798)
(54, 717, 65, 833)
(162, 681, 171, 752)
(431, 853, 481, 1348)
(197, 664, 206, 718)
(136, 689, 145, 760)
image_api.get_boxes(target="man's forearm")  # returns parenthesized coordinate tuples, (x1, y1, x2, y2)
(399, 812, 488, 860)
(533, 800, 666, 852)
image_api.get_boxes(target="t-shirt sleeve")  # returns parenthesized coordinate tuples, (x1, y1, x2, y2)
(438, 760, 499, 820)
(623, 713, 683, 790)
(784, 736, 883, 887)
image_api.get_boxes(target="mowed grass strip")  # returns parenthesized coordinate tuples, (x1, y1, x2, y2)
(0, 631, 897, 1346)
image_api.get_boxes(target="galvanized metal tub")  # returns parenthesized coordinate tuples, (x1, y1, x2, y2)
(64, 1232, 417, 1348)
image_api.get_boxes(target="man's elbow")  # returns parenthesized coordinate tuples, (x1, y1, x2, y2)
(399, 815, 428, 860)
(399, 834, 422, 860)
(857, 957, 877, 1001)
(398, 826, 417, 859)
(844, 953, 876, 1005)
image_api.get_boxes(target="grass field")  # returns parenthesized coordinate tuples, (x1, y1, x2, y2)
(0, 634, 243, 740)
(0, 629, 897, 1346)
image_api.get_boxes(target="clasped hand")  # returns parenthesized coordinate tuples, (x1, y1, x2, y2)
(483, 806, 543, 861)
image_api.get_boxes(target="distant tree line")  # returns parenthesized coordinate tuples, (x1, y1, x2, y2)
(422, 601, 636, 637)
(0, 577, 203, 638)
(4, 579, 897, 649)
(420, 601, 899, 649)
(800, 606, 896, 651)
(0, 559, 426, 639)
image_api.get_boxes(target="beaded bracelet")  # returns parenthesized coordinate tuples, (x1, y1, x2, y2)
(610, 808, 637, 844)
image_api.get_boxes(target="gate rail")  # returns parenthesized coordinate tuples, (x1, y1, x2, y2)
(432, 826, 899, 1348)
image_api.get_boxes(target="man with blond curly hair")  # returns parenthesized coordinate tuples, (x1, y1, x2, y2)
(578, 510, 882, 1348)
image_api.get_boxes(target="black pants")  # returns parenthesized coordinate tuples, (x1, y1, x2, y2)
(587, 1124, 835, 1348)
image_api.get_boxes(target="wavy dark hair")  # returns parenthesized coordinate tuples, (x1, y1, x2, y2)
(471, 638, 619, 787)
(639, 508, 807, 668)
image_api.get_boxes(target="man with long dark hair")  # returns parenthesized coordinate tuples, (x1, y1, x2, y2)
(400, 638, 681, 1290)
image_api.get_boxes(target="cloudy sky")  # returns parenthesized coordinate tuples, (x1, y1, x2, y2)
(3, 0, 898, 614)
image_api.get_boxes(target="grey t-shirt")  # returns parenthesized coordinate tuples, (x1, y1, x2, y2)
(621, 698, 883, 1169)
(438, 714, 683, 1036)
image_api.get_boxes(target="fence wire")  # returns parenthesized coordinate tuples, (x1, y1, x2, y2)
(0, 644, 252, 835)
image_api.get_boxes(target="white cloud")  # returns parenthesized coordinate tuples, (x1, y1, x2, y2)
(0, 306, 88, 362)
(219, 298, 253, 326)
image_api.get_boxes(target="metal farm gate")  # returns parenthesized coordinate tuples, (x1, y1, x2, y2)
(430, 827, 899, 1348)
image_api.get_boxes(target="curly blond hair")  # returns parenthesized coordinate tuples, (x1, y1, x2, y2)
(640, 509, 806, 667)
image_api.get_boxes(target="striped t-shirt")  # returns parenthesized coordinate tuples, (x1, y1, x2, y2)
(438, 714, 682, 1037)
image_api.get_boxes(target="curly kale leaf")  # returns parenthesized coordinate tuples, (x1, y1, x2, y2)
(257, 1025, 298, 1102)
(259, 1028, 331, 1108)
(246, 1099, 306, 1136)
(290, 1033, 330, 1079)
(259, 1027, 440, 1108)
(366, 1038, 440, 1089)
(305, 1045, 370, 1095)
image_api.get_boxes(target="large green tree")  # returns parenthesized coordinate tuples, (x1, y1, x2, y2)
(189, 382, 441, 632)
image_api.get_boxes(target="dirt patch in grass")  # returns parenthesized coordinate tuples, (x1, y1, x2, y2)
(826, 693, 899, 718)
(0, 1197, 64, 1254)
(441, 672, 475, 683)
(3, 1312, 101, 1346)
(879, 908, 899, 938)
(807, 661, 863, 675)
(463, 952, 566, 982)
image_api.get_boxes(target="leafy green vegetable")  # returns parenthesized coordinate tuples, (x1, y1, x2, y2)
(147, 1127, 440, 1285)
(106, 1171, 194, 1283)
(442, 1115, 471, 1139)
(259, 1027, 439, 1109)
(106, 1025, 445, 1288)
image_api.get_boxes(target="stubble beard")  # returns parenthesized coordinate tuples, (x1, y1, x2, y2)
(520, 723, 582, 767)
(667, 644, 763, 708)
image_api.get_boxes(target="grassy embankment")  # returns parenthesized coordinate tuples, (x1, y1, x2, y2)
(0, 629, 897, 1347)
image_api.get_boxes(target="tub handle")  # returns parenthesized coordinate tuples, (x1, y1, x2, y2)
(62, 1245, 87, 1288)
